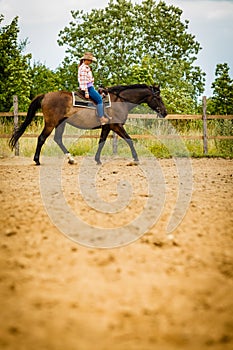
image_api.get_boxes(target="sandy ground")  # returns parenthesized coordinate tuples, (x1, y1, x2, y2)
(0, 156, 233, 350)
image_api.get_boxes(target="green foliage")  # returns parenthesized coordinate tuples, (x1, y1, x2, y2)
(208, 63, 233, 115)
(128, 56, 201, 113)
(58, 0, 205, 112)
(127, 56, 155, 86)
(161, 87, 196, 114)
(0, 16, 66, 110)
(29, 62, 63, 98)
(0, 16, 32, 111)
(1, 2, 232, 120)
(56, 60, 78, 91)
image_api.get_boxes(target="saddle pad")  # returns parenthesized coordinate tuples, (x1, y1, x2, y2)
(72, 91, 111, 108)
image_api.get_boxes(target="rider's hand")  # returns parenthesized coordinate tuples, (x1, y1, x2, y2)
(85, 92, 89, 99)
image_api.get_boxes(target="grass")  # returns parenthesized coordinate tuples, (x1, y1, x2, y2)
(0, 117, 232, 159)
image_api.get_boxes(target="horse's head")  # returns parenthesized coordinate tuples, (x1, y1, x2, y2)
(108, 83, 167, 118)
(148, 85, 167, 118)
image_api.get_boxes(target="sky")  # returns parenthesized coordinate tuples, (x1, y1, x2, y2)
(1, 0, 233, 96)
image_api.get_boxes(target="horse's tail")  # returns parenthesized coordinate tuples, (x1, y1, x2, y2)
(9, 94, 45, 150)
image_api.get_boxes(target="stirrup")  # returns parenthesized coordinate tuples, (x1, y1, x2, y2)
(104, 112, 112, 120)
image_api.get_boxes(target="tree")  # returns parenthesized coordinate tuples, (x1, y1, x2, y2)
(58, 0, 205, 112)
(209, 63, 233, 115)
(128, 56, 198, 113)
(56, 59, 78, 91)
(0, 15, 32, 111)
(29, 62, 63, 98)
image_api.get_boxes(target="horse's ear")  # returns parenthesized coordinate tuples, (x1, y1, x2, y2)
(153, 83, 160, 90)
(152, 84, 160, 95)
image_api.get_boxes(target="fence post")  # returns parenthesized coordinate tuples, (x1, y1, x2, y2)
(202, 96, 208, 155)
(112, 131, 118, 155)
(13, 95, 19, 156)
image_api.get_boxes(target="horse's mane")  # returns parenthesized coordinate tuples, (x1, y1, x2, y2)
(107, 84, 149, 94)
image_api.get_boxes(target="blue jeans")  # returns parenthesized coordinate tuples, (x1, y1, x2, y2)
(88, 86, 104, 117)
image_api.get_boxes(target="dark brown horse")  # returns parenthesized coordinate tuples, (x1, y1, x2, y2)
(9, 84, 167, 165)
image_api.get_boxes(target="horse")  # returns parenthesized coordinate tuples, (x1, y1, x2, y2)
(9, 84, 167, 165)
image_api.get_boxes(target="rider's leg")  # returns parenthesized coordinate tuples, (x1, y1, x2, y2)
(88, 86, 108, 124)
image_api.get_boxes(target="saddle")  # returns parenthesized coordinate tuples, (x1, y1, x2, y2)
(72, 88, 111, 109)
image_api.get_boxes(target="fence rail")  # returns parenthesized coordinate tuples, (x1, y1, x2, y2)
(0, 95, 232, 156)
(1, 111, 233, 120)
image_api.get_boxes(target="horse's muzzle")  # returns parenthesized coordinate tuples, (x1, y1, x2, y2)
(157, 110, 167, 118)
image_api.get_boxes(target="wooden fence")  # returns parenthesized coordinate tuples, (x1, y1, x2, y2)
(0, 96, 232, 156)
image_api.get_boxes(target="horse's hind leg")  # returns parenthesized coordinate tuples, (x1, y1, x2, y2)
(34, 124, 54, 165)
(54, 122, 75, 164)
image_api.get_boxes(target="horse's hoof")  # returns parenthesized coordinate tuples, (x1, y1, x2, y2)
(68, 158, 75, 165)
(127, 160, 139, 166)
(66, 153, 76, 164)
(34, 159, 40, 165)
(96, 160, 102, 165)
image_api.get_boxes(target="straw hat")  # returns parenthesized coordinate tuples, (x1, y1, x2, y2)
(80, 52, 97, 62)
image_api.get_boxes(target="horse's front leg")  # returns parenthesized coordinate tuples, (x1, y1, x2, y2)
(111, 123, 139, 163)
(95, 125, 111, 165)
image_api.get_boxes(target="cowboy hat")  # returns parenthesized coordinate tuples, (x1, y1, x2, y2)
(80, 52, 97, 62)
